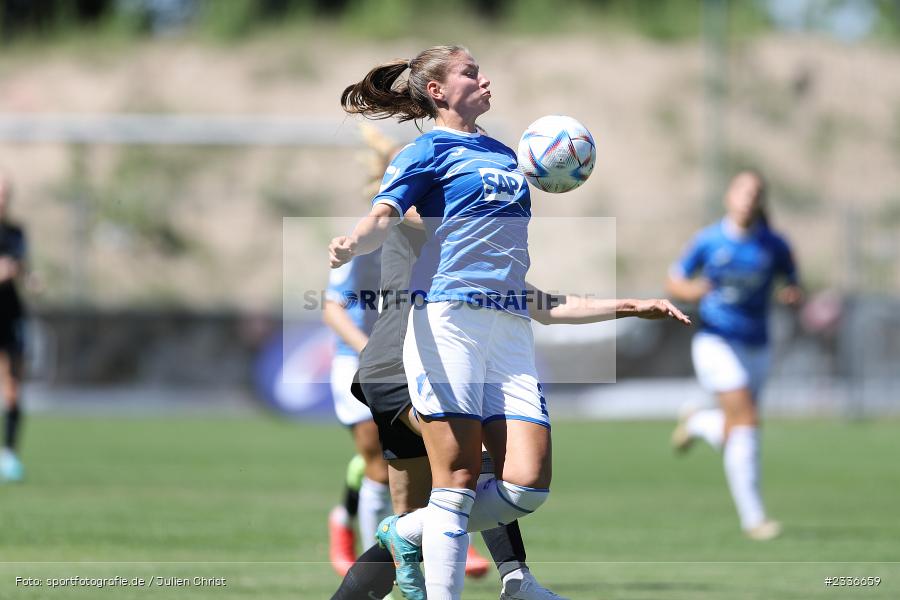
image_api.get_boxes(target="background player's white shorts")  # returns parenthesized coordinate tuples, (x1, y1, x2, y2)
(330, 354, 374, 426)
(691, 331, 771, 399)
(403, 301, 549, 428)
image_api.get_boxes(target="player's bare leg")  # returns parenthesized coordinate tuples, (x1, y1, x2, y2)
(353, 420, 392, 549)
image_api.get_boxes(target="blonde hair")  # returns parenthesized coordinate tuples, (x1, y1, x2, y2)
(358, 123, 401, 198)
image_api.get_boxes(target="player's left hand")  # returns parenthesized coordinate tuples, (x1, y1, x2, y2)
(329, 236, 357, 268)
(777, 285, 804, 306)
(633, 299, 692, 325)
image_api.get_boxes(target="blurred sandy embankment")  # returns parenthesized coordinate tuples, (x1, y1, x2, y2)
(1, 33, 899, 412)
(2, 32, 899, 309)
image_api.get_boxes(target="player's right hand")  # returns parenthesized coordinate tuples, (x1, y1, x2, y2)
(329, 236, 357, 268)
(633, 298, 693, 325)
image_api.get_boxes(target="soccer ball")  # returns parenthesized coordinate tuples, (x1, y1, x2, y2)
(517, 115, 596, 193)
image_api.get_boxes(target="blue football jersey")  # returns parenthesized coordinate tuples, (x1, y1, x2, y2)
(372, 127, 531, 316)
(326, 248, 382, 356)
(672, 219, 798, 345)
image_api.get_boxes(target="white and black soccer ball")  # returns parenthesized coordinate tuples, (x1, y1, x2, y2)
(517, 115, 596, 193)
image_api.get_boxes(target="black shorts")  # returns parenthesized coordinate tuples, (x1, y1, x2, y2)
(0, 318, 24, 357)
(351, 372, 426, 461)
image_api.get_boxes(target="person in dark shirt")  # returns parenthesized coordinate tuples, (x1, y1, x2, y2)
(0, 173, 28, 482)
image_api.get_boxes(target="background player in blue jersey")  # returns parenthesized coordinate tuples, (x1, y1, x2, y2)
(330, 45, 689, 600)
(666, 170, 802, 541)
(0, 173, 28, 483)
(323, 245, 391, 570)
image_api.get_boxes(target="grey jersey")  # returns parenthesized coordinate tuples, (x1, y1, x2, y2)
(357, 223, 426, 383)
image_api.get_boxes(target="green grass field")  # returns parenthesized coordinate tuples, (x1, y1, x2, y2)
(0, 415, 897, 599)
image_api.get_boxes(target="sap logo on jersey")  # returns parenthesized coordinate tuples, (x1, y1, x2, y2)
(479, 168, 525, 202)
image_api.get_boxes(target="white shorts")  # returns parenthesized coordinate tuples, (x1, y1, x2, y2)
(403, 301, 549, 428)
(331, 354, 374, 426)
(691, 331, 771, 399)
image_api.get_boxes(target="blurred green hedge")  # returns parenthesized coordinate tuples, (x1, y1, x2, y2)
(1, 1, 898, 44)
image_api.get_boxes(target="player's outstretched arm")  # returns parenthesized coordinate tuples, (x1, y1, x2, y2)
(526, 283, 691, 326)
(329, 203, 400, 268)
(665, 273, 711, 304)
(322, 301, 369, 354)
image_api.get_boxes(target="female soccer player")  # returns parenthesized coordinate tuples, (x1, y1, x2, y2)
(330, 128, 690, 600)
(329, 45, 689, 600)
(0, 173, 28, 483)
(666, 170, 802, 541)
(328, 45, 554, 600)
(323, 243, 391, 571)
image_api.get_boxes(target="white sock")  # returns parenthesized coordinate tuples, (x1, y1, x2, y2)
(467, 476, 549, 533)
(395, 506, 426, 546)
(686, 409, 725, 450)
(724, 426, 766, 529)
(422, 488, 475, 600)
(357, 477, 391, 549)
(393, 476, 549, 544)
(330, 504, 351, 527)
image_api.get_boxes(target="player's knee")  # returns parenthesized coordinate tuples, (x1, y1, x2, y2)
(353, 423, 383, 457)
(359, 442, 383, 465)
(724, 405, 756, 427)
(2, 386, 17, 406)
(497, 458, 552, 490)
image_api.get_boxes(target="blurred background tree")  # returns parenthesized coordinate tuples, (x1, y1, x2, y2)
(1, 0, 898, 43)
